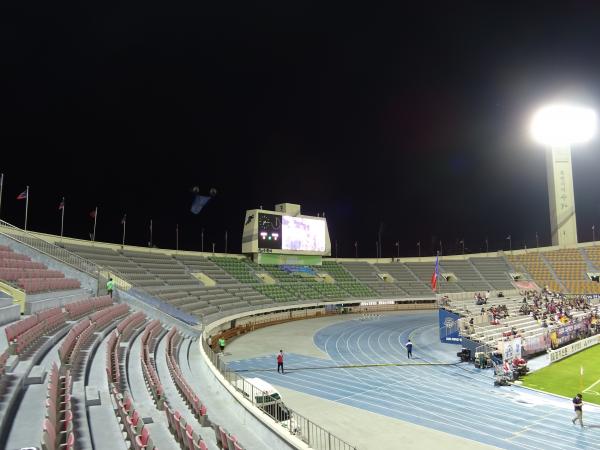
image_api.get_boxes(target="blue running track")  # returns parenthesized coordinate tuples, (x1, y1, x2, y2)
(227, 312, 600, 449)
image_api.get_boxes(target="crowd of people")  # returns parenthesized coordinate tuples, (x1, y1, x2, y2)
(517, 288, 597, 328)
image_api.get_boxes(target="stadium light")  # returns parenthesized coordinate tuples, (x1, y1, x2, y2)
(530, 102, 597, 247)
(530, 104, 596, 147)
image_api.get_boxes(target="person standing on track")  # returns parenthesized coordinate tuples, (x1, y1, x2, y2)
(277, 350, 285, 374)
(406, 339, 413, 359)
(572, 393, 584, 427)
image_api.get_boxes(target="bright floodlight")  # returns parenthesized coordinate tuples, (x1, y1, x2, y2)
(530, 103, 597, 147)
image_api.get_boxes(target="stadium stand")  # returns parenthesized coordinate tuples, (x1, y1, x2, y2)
(6, 219, 600, 450)
(0, 245, 81, 293)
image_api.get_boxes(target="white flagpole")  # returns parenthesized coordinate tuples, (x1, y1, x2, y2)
(60, 197, 65, 239)
(0, 173, 4, 218)
(122, 214, 126, 246)
(24, 186, 29, 230)
(92, 207, 98, 242)
(150, 219, 153, 247)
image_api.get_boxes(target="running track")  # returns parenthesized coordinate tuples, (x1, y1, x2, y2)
(227, 312, 600, 450)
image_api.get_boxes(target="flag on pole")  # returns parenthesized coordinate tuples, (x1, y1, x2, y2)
(59, 199, 65, 210)
(431, 254, 440, 291)
(506, 235, 511, 240)
(89, 210, 97, 219)
(17, 190, 27, 200)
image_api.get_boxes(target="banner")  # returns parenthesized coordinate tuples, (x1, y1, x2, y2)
(500, 337, 522, 362)
(522, 333, 550, 356)
(549, 335, 600, 363)
(438, 308, 461, 343)
(555, 321, 586, 346)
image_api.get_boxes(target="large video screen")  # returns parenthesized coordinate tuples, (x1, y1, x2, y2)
(257, 213, 282, 249)
(282, 216, 326, 252)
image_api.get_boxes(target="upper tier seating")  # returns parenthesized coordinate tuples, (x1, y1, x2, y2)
(209, 257, 259, 284)
(0, 246, 81, 293)
(470, 257, 515, 290)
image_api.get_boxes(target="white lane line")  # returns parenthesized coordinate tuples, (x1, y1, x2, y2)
(312, 314, 596, 444)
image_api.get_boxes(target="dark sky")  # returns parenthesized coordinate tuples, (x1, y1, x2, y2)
(2, 2, 600, 257)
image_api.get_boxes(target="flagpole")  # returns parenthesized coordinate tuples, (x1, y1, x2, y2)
(92, 207, 98, 242)
(60, 197, 65, 240)
(225, 230, 228, 253)
(149, 219, 153, 247)
(122, 215, 127, 246)
(0, 173, 4, 218)
(176, 224, 179, 252)
(24, 186, 29, 230)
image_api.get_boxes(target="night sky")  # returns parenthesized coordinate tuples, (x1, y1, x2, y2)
(3, 3, 600, 257)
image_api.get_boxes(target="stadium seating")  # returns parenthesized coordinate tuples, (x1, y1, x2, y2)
(0, 246, 81, 293)
(140, 320, 166, 409)
(165, 328, 208, 425)
(210, 257, 260, 284)
(6, 306, 66, 356)
(43, 362, 74, 450)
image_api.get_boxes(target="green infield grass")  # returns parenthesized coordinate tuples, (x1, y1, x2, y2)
(521, 344, 600, 405)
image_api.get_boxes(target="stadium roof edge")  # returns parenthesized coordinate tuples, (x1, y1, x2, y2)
(2, 221, 599, 263)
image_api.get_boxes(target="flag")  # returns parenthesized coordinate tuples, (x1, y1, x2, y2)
(59, 199, 65, 210)
(191, 195, 211, 215)
(121, 214, 126, 225)
(16, 190, 27, 200)
(506, 235, 511, 240)
(431, 254, 440, 291)
(89, 210, 97, 219)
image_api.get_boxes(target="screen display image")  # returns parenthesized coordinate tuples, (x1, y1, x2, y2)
(257, 213, 282, 249)
(282, 216, 326, 252)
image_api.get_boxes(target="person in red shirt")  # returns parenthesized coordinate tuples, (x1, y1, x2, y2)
(277, 350, 284, 374)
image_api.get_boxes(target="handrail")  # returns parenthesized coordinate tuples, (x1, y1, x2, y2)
(201, 332, 357, 450)
(0, 220, 131, 291)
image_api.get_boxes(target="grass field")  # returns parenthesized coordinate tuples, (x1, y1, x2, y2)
(522, 344, 600, 405)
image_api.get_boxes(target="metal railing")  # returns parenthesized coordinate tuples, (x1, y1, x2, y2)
(0, 220, 131, 291)
(202, 338, 357, 450)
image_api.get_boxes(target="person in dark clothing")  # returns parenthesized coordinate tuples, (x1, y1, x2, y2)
(572, 393, 584, 427)
(277, 350, 284, 374)
(406, 340, 413, 358)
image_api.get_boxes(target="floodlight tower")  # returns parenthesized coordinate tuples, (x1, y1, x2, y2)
(530, 104, 597, 247)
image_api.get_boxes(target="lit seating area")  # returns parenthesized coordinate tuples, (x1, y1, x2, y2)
(506, 248, 600, 294)
(254, 284, 300, 302)
(319, 261, 355, 281)
(42, 362, 75, 450)
(174, 255, 240, 286)
(506, 253, 562, 292)
(438, 260, 492, 291)
(337, 281, 378, 298)
(60, 243, 137, 274)
(7, 306, 66, 357)
(470, 257, 516, 290)
(208, 257, 259, 284)
(0, 245, 81, 293)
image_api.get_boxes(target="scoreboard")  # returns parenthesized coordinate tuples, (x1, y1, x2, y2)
(242, 204, 331, 257)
